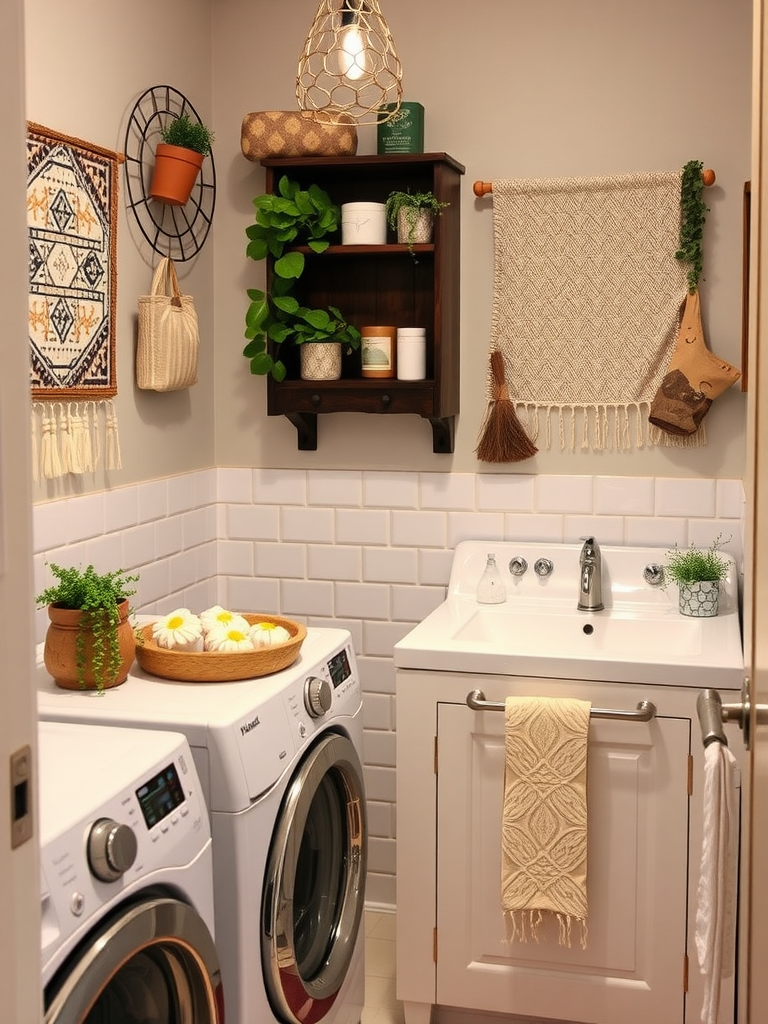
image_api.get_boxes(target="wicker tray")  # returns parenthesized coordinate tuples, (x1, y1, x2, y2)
(135, 613, 307, 682)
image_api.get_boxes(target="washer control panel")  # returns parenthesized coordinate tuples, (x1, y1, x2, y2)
(38, 726, 209, 964)
(232, 635, 362, 806)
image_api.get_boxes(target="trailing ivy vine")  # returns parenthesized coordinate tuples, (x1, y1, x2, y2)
(675, 159, 709, 294)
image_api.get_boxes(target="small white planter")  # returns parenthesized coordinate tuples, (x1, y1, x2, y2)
(299, 342, 342, 380)
(341, 203, 387, 245)
(678, 580, 720, 617)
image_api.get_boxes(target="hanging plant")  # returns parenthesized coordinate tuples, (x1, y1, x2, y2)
(243, 176, 360, 381)
(675, 159, 709, 294)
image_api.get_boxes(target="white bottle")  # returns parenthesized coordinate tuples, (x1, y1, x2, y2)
(476, 553, 506, 604)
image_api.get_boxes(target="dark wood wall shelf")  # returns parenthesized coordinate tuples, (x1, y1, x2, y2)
(260, 152, 465, 452)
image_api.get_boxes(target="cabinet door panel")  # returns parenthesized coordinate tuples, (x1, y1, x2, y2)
(436, 703, 690, 1024)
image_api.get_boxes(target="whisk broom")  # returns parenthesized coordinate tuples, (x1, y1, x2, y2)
(475, 350, 538, 463)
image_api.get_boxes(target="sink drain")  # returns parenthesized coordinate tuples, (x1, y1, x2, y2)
(582, 624, 595, 635)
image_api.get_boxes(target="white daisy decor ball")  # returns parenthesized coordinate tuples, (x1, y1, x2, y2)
(204, 623, 255, 653)
(249, 621, 292, 647)
(152, 609, 204, 651)
(200, 605, 250, 636)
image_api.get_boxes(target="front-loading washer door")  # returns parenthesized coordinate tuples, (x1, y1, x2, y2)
(44, 896, 224, 1024)
(262, 731, 367, 1024)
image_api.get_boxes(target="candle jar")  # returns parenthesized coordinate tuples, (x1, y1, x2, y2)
(396, 327, 427, 380)
(360, 326, 397, 378)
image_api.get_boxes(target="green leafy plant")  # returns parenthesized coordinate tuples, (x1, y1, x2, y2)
(160, 114, 215, 156)
(243, 176, 360, 382)
(36, 563, 139, 690)
(385, 189, 449, 252)
(675, 159, 708, 294)
(663, 535, 731, 585)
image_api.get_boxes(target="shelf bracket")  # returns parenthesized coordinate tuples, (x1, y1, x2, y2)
(428, 417, 455, 454)
(285, 413, 318, 450)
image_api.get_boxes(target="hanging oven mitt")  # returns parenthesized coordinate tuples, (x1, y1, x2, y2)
(648, 289, 740, 436)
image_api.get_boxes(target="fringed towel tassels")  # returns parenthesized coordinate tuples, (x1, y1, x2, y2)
(475, 350, 538, 463)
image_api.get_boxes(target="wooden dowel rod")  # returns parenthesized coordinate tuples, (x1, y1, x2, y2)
(472, 168, 716, 197)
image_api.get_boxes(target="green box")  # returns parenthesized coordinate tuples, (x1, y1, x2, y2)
(377, 102, 425, 154)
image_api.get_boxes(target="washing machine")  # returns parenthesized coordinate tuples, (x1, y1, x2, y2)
(37, 626, 367, 1024)
(38, 719, 223, 1024)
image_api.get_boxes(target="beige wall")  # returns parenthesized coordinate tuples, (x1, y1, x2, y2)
(24, 0, 752, 500)
(213, 0, 752, 476)
(24, 0, 217, 499)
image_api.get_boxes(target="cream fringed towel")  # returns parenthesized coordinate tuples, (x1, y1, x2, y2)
(501, 696, 591, 948)
(696, 741, 739, 1024)
(30, 400, 122, 481)
(480, 171, 698, 459)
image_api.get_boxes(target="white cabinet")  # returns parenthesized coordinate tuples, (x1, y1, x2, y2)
(395, 670, 741, 1024)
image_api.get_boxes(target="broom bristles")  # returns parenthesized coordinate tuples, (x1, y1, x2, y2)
(475, 351, 538, 463)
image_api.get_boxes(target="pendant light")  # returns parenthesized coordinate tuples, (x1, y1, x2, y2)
(296, 0, 403, 126)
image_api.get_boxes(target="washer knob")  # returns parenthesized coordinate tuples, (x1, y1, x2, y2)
(87, 818, 138, 882)
(304, 676, 333, 718)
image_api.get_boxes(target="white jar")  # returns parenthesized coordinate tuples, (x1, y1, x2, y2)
(397, 327, 427, 380)
(341, 202, 387, 245)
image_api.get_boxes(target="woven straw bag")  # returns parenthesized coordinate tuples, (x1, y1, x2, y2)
(137, 257, 199, 391)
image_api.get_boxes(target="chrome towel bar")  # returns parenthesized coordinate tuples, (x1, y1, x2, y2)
(466, 689, 657, 722)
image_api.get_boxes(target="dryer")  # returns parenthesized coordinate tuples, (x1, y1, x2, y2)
(37, 626, 367, 1024)
(38, 720, 223, 1024)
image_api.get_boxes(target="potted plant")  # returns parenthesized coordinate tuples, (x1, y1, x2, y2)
(663, 536, 731, 617)
(150, 113, 215, 206)
(385, 189, 450, 252)
(37, 563, 140, 691)
(243, 175, 361, 381)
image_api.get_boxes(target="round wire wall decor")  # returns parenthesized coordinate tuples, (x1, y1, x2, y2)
(124, 85, 216, 262)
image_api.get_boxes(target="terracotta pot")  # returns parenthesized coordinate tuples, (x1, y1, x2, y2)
(43, 599, 136, 690)
(149, 143, 205, 206)
(300, 342, 342, 380)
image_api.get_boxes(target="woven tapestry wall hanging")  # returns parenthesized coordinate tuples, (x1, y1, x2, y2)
(27, 122, 122, 479)
(477, 170, 698, 462)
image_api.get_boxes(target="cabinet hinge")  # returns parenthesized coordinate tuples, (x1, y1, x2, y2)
(434, 735, 438, 775)
(687, 754, 693, 796)
(683, 953, 689, 992)
(433, 926, 438, 963)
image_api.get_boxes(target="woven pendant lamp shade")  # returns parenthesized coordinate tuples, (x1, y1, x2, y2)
(296, 0, 403, 125)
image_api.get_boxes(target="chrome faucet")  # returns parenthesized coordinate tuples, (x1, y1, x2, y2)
(578, 536, 604, 611)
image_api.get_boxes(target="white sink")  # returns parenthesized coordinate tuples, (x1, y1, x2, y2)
(393, 540, 744, 687)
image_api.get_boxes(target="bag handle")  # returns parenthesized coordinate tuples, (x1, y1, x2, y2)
(150, 257, 183, 307)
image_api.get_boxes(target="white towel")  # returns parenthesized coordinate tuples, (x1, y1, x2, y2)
(696, 741, 739, 1024)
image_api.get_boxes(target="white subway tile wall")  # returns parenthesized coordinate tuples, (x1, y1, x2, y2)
(32, 470, 746, 909)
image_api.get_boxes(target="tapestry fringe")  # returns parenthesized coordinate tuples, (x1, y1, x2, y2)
(512, 402, 705, 453)
(31, 401, 121, 481)
(504, 909, 588, 950)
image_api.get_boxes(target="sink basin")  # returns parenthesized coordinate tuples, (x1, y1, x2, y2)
(394, 541, 744, 687)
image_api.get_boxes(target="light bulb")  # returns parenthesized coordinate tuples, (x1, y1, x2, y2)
(336, 23, 370, 81)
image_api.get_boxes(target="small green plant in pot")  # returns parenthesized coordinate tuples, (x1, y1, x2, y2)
(385, 189, 449, 253)
(243, 175, 360, 382)
(663, 536, 731, 618)
(150, 114, 215, 206)
(37, 563, 140, 691)
(159, 114, 215, 156)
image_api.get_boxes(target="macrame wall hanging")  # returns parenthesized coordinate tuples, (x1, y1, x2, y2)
(475, 164, 738, 463)
(27, 122, 122, 481)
